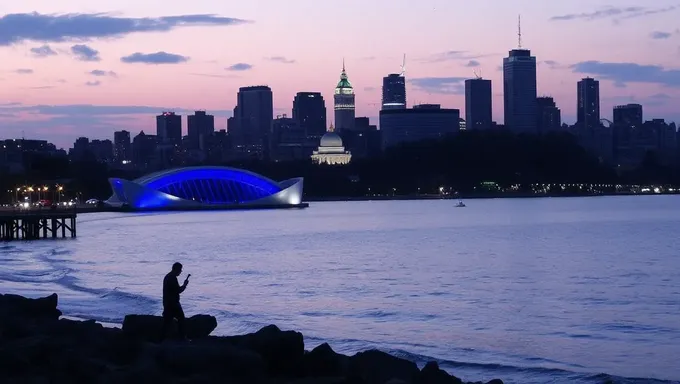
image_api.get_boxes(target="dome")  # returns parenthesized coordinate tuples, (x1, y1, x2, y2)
(320, 132, 343, 147)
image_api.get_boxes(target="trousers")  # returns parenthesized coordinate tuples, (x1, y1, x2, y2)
(161, 302, 186, 339)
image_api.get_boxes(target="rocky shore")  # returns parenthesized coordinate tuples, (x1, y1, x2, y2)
(0, 292, 504, 384)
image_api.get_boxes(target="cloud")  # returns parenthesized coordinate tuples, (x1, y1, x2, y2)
(121, 52, 189, 64)
(424, 51, 494, 63)
(363, 86, 377, 92)
(85, 81, 101, 87)
(0, 103, 233, 117)
(650, 31, 672, 39)
(71, 44, 100, 61)
(409, 77, 467, 94)
(89, 70, 117, 77)
(226, 63, 253, 71)
(190, 73, 234, 78)
(550, 6, 677, 22)
(29, 44, 57, 57)
(0, 12, 250, 46)
(649, 93, 672, 99)
(543, 60, 563, 69)
(266, 56, 295, 64)
(571, 61, 680, 87)
(464, 60, 480, 67)
(14, 68, 34, 74)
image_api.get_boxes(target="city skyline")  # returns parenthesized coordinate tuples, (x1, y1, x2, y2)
(1, 0, 679, 148)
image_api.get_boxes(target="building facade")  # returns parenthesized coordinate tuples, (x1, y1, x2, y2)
(311, 132, 351, 165)
(334, 62, 356, 131)
(465, 78, 492, 130)
(613, 104, 643, 128)
(187, 111, 215, 151)
(156, 112, 182, 145)
(503, 49, 537, 133)
(293, 92, 327, 139)
(379, 104, 460, 150)
(536, 96, 562, 132)
(577, 77, 600, 129)
(113, 130, 131, 164)
(382, 74, 406, 110)
(232, 86, 274, 159)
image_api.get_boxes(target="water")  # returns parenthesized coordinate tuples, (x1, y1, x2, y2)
(1, 196, 679, 383)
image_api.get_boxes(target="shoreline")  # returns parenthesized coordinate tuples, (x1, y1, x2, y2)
(2, 191, 677, 215)
(0, 292, 504, 384)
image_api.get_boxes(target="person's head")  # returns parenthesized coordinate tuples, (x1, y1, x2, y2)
(171, 262, 183, 276)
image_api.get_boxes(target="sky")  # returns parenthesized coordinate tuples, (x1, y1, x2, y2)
(1, 0, 679, 148)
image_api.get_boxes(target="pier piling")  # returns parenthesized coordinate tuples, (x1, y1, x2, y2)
(0, 210, 77, 241)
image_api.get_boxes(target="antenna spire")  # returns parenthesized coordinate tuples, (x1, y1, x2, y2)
(400, 54, 406, 76)
(517, 14, 522, 48)
(342, 57, 345, 72)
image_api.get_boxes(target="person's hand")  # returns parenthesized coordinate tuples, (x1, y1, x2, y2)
(183, 274, 191, 286)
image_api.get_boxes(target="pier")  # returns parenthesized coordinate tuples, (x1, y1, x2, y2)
(0, 210, 77, 241)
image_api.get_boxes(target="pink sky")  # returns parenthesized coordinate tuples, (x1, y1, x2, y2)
(1, 0, 679, 148)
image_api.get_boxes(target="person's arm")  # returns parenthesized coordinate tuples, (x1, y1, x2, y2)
(178, 276, 189, 294)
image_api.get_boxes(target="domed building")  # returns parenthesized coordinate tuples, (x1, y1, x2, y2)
(311, 130, 351, 165)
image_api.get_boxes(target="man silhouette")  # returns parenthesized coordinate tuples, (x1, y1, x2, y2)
(161, 262, 190, 340)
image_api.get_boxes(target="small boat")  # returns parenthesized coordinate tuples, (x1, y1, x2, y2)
(455, 200, 466, 207)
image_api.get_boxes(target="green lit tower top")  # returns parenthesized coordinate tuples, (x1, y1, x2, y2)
(334, 59, 355, 131)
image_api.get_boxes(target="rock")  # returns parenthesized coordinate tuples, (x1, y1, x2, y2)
(418, 361, 463, 384)
(0, 293, 62, 320)
(154, 341, 266, 379)
(0, 292, 506, 384)
(122, 314, 217, 342)
(304, 342, 350, 377)
(348, 349, 420, 384)
(219, 324, 305, 377)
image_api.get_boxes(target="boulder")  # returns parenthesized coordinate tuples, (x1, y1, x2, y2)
(348, 349, 420, 384)
(122, 314, 217, 342)
(303, 342, 350, 377)
(0, 293, 62, 320)
(417, 361, 463, 384)
(220, 324, 305, 377)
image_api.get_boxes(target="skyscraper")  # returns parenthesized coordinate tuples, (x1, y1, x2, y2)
(156, 112, 182, 145)
(232, 86, 274, 159)
(187, 111, 215, 150)
(613, 104, 643, 128)
(382, 74, 406, 110)
(464, 78, 492, 130)
(503, 48, 537, 133)
(536, 96, 561, 132)
(293, 92, 327, 139)
(113, 130, 131, 164)
(577, 77, 600, 129)
(334, 61, 355, 131)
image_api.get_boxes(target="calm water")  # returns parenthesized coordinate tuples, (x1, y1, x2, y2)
(1, 197, 679, 383)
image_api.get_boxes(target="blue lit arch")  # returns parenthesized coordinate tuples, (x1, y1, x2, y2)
(106, 166, 304, 210)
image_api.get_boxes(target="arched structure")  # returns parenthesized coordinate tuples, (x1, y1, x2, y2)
(106, 166, 304, 210)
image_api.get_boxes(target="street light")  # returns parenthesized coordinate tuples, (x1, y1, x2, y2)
(56, 185, 64, 204)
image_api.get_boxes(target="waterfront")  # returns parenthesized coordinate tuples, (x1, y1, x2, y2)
(1, 196, 679, 383)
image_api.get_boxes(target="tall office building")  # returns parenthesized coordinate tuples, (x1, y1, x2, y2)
(334, 61, 356, 131)
(380, 104, 460, 150)
(187, 111, 215, 150)
(156, 112, 182, 145)
(464, 78, 492, 130)
(382, 74, 406, 110)
(577, 77, 600, 129)
(293, 92, 327, 139)
(613, 104, 643, 127)
(536, 96, 561, 132)
(503, 48, 537, 133)
(113, 130, 131, 164)
(232, 86, 274, 159)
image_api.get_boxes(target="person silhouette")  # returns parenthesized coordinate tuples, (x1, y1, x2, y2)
(161, 262, 190, 340)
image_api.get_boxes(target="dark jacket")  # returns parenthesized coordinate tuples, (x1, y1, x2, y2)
(163, 272, 182, 307)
